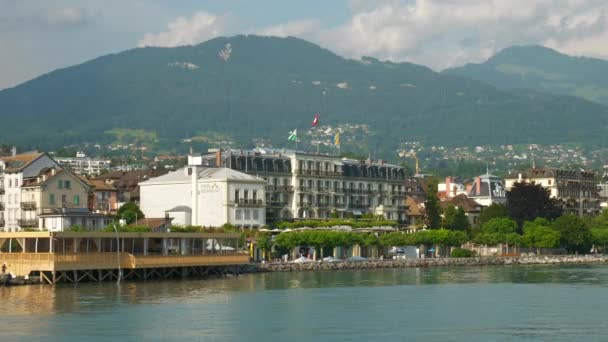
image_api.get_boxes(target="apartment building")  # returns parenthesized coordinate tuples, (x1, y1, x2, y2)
(199, 149, 407, 223)
(467, 172, 508, 207)
(505, 168, 600, 216)
(54, 152, 111, 176)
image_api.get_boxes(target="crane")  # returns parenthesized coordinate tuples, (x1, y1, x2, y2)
(399, 149, 420, 175)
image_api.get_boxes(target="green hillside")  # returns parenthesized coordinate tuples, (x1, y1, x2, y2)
(1, 36, 607, 157)
(445, 45, 608, 105)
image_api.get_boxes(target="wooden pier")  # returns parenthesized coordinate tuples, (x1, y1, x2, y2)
(0, 232, 250, 284)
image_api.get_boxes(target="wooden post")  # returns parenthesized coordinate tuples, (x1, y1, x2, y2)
(49, 237, 53, 253)
(143, 238, 148, 256)
(35, 238, 38, 253)
(8, 239, 11, 253)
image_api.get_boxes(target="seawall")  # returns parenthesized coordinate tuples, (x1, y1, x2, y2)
(257, 255, 608, 272)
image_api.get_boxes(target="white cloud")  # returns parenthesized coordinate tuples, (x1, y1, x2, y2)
(256, 19, 320, 38)
(138, 11, 229, 47)
(44, 7, 89, 27)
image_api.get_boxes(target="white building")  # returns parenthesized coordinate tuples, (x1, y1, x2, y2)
(0, 153, 60, 231)
(140, 156, 266, 228)
(198, 148, 407, 223)
(54, 152, 111, 176)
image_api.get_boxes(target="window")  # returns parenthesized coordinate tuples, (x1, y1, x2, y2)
(244, 209, 251, 220)
(58, 180, 63, 189)
(253, 210, 259, 220)
(244, 190, 249, 200)
(74, 195, 80, 205)
(65, 180, 71, 189)
(49, 194, 55, 205)
(235, 209, 242, 220)
(61, 194, 67, 204)
(253, 190, 257, 201)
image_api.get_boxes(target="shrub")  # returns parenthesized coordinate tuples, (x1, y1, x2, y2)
(451, 248, 477, 258)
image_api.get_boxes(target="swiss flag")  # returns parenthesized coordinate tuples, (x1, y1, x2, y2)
(312, 112, 319, 127)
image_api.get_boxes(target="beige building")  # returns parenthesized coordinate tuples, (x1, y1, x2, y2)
(505, 168, 600, 216)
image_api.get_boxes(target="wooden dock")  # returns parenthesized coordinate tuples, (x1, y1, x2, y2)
(0, 232, 250, 284)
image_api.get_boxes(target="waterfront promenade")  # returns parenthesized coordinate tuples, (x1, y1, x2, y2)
(0, 232, 249, 284)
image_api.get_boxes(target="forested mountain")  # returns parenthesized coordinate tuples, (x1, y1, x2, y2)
(445, 45, 608, 105)
(1, 35, 607, 156)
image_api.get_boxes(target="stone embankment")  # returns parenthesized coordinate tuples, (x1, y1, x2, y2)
(258, 255, 608, 272)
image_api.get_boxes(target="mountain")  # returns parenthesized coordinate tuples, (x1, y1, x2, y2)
(445, 45, 608, 105)
(1, 36, 608, 156)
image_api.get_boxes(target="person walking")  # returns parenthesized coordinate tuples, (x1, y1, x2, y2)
(1, 262, 6, 274)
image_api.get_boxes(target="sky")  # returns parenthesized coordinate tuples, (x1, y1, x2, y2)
(2, 0, 608, 90)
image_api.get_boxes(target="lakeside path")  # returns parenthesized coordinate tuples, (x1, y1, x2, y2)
(258, 255, 608, 272)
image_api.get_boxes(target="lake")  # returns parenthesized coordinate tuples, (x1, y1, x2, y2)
(2, 264, 608, 341)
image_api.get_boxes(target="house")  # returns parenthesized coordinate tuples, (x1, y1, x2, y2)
(86, 179, 118, 214)
(140, 155, 267, 228)
(0, 152, 60, 231)
(94, 169, 169, 204)
(467, 173, 507, 207)
(438, 176, 467, 200)
(440, 194, 482, 228)
(20, 167, 111, 231)
(404, 196, 425, 231)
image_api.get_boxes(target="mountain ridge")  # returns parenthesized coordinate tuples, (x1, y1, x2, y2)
(1, 35, 607, 156)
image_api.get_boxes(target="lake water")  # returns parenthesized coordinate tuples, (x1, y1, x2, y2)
(2, 265, 608, 341)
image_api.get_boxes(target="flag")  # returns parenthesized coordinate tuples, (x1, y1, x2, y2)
(334, 132, 340, 146)
(312, 112, 319, 127)
(288, 129, 297, 142)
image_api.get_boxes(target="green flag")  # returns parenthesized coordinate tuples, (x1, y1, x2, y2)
(288, 129, 297, 142)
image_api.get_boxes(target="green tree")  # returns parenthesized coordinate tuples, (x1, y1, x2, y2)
(589, 209, 608, 230)
(480, 203, 509, 224)
(522, 218, 561, 254)
(117, 202, 144, 225)
(507, 182, 562, 230)
(591, 229, 608, 253)
(553, 214, 592, 254)
(442, 205, 471, 231)
(424, 177, 441, 229)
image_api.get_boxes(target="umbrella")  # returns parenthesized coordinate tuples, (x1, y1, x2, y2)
(293, 256, 314, 263)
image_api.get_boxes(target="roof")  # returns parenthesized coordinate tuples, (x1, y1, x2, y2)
(87, 179, 117, 191)
(405, 196, 425, 216)
(142, 167, 264, 184)
(134, 217, 173, 230)
(166, 206, 192, 213)
(506, 167, 596, 180)
(441, 194, 482, 213)
(94, 169, 169, 191)
(22, 168, 91, 189)
(0, 153, 45, 173)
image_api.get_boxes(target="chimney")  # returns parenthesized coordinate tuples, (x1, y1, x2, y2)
(466, 184, 473, 193)
(11, 146, 16, 157)
(51, 168, 56, 176)
(475, 177, 481, 195)
(215, 149, 222, 167)
(445, 176, 452, 198)
(518, 173, 522, 182)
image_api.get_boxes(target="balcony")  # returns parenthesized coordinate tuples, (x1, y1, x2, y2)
(18, 219, 37, 228)
(0, 186, 4, 195)
(235, 199, 264, 207)
(0, 219, 5, 227)
(268, 201, 288, 208)
(21, 202, 37, 210)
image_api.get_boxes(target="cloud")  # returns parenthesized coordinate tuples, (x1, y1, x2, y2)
(138, 11, 229, 47)
(43, 7, 90, 27)
(256, 19, 321, 38)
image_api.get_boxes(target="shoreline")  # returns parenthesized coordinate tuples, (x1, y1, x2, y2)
(256, 254, 608, 272)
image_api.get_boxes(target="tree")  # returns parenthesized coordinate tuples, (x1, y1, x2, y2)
(442, 205, 471, 231)
(480, 203, 509, 224)
(589, 209, 608, 230)
(424, 177, 441, 229)
(591, 229, 608, 253)
(553, 214, 592, 254)
(473, 217, 519, 253)
(522, 218, 561, 255)
(117, 202, 144, 225)
(507, 182, 562, 230)
(256, 232, 272, 260)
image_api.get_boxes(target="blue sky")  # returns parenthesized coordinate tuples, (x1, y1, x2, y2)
(2, 0, 608, 90)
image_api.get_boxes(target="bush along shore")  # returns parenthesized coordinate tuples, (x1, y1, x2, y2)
(257, 254, 608, 272)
